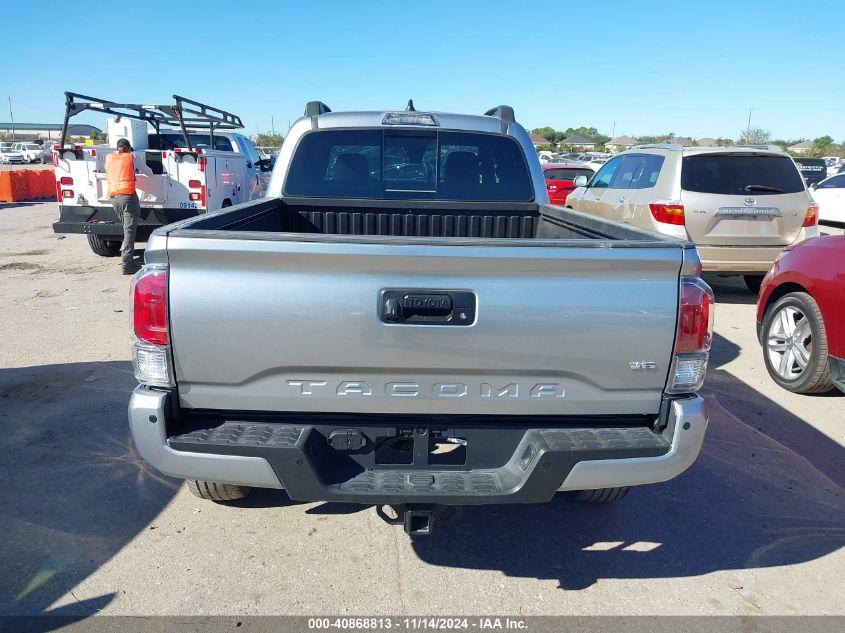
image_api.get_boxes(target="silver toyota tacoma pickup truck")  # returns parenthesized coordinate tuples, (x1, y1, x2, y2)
(129, 102, 712, 535)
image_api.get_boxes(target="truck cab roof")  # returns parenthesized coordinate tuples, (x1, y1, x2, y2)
(269, 105, 540, 200)
(305, 110, 508, 134)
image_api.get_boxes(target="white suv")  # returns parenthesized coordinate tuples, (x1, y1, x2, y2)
(13, 142, 43, 163)
(566, 144, 820, 292)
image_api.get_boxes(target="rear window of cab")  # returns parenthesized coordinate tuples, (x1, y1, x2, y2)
(284, 129, 534, 201)
(681, 154, 805, 195)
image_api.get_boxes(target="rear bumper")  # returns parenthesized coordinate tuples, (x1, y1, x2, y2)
(129, 387, 708, 504)
(696, 245, 786, 273)
(52, 204, 201, 238)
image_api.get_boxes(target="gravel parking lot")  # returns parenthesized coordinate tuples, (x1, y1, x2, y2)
(1, 201, 843, 617)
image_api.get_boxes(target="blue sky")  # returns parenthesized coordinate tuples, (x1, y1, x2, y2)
(2, 0, 843, 141)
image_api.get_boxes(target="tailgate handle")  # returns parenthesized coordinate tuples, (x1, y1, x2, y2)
(380, 290, 475, 326)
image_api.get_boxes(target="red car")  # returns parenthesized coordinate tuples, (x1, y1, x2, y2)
(542, 163, 595, 206)
(757, 235, 844, 394)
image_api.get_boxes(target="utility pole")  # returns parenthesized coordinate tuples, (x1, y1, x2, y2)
(8, 96, 15, 140)
(746, 107, 753, 138)
(611, 121, 616, 138)
(271, 116, 275, 136)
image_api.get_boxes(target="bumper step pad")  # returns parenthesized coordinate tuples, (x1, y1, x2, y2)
(169, 422, 304, 449)
(168, 421, 670, 505)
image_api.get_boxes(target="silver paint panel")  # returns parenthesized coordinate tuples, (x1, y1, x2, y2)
(167, 236, 682, 415)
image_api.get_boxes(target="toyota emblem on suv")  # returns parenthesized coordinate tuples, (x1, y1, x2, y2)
(744, 197, 757, 207)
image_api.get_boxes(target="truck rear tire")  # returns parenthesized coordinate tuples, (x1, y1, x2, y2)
(87, 234, 122, 257)
(573, 487, 631, 503)
(186, 479, 251, 502)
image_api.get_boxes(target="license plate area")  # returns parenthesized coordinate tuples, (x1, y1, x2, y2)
(715, 206, 781, 220)
(372, 428, 468, 467)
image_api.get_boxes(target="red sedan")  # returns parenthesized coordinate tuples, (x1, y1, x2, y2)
(757, 235, 844, 394)
(542, 163, 595, 206)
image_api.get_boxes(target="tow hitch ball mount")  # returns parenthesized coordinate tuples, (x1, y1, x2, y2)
(376, 504, 461, 536)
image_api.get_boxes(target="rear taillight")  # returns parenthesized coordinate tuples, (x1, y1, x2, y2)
(62, 189, 74, 198)
(676, 279, 714, 354)
(55, 181, 62, 201)
(130, 265, 172, 387)
(188, 179, 201, 189)
(803, 203, 819, 227)
(668, 277, 714, 394)
(649, 201, 685, 226)
(200, 185, 207, 207)
(198, 156, 207, 173)
(189, 192, 201, 201)
(132, 267, 168, 345)
(60, 176, 73, 186)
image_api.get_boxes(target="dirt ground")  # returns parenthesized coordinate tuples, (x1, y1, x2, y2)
(1, 201, 843, 617)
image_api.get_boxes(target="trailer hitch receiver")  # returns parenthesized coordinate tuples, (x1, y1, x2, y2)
(375, 504, 460, 536)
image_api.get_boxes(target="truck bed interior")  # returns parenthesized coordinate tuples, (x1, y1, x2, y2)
(172, 197, 676, 243)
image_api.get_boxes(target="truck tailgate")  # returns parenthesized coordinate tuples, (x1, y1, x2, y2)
(167, 236, 682, 416)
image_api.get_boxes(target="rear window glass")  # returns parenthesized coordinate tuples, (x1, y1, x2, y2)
(544, 168, 594, 181)
(681, 154, 804, 195)
(285, 129, 533, 201)
(794, 158, 826, 170)
(793, 158, 827, 183)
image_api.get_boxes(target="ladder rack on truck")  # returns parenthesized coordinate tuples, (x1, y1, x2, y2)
(58, 92, 244, 151)
(52, 91, 271, 257)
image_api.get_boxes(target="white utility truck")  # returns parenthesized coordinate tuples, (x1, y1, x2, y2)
(52, 92, 271, 257)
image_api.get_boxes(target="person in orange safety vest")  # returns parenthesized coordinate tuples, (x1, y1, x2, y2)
(105, 138, 141, 274)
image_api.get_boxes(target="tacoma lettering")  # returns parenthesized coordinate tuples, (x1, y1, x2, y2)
(285, 380, 564, 399)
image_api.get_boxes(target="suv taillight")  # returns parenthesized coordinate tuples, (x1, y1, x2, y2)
(130, 265, 172, 387)
(803, 203, 819, 228)
(668, 277, 714, 393)
(649, 201, 685, 226)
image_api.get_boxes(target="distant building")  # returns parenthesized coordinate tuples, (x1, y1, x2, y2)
(605, 135, 637, 153)
(560, 134, 596, 151)
(669, 137, 694, 147)
(0, 122, 102, 141)
(530, 134, 553, 148)
(788, 140, 814, 154)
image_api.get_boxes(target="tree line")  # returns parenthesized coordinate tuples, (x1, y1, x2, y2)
(531, 125, 845, 157)
(251, 132, 284, 147)
(530, 126, 610, 146)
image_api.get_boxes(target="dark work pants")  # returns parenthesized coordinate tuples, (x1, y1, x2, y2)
(110, 193, 141, 267)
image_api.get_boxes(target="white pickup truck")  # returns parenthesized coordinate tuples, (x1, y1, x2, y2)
(51, 93, 271, 257)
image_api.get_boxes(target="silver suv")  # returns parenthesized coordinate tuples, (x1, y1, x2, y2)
(566, 144, 820, 291)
